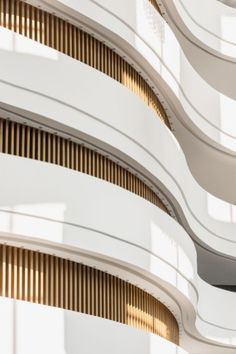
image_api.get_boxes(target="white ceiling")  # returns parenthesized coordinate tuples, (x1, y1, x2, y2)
(217, 0, 236, 8)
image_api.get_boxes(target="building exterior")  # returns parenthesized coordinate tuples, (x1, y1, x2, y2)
(0, 1, 236, 353)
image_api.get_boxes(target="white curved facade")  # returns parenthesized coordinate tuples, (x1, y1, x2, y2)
(158, 0, 236, 201)
(36, 0, 236, 152)
(1, 297, 186, 354)
(160, 0, 236, 100)
(24, 0, 236, 203)
(162, 0, 236, 60)
(0, 1, 236, 354)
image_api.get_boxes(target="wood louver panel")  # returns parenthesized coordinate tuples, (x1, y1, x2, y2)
(0, 118, 169, 214)
(149, 0, 162, 14)
(0, 244, 179, 344)
(0, 0, 170, 128)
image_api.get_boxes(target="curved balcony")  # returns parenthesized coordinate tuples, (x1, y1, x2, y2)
(0, 0, 170, 128)
(0, 297, 186, 354)
(1, 29, 236, 263)
(22, 0, 236, 203)
(1, 2, 236, 353)
(27, 0, 236, 150)
(0, 154, 235, 352)
(159, 0, 236, 101)
(0, 244, 179, 345)
(0, 118, 170, 216)
(160, 0, 236, 60)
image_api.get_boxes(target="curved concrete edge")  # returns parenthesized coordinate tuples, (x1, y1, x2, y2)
(0, 297, 187, 354)
(0, 38, 236, 258)
(0, 156, 235, 352)
(25, 0, 236, 154)
(162, 0, 236, 61)
(159, 0, 236, 104)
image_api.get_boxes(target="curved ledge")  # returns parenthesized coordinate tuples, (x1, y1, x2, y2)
(29, 0, 236, 154)
(159, 0, 236, 103)
(0, 297, 186, 354)
(161, 0, 236, 61)
(1, 37, 236, 260)
(0, 156, 235, 352)
(3, 3, 236, 201)
(0, 244, 179, 344)
(0, 118, 170, 215)
(0, 0, 170, 128)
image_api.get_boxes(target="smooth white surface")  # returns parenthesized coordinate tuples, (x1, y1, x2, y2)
(167, 0, 236, 59)
(29, 0, 236, 153)
(160, 0, 236, 102)
(164, 0, 236, 58)
(23, 0, 236, 202)
(0, 155, 236, 352)
(0, 30, 236, 259)
(0, 297, 186, 354)
(0, 16, 236, 352)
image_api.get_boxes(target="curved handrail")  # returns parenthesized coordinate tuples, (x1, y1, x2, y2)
(168, 0, 236, 49)
(1, 34, 236, 258)
(0, 0, 170, 128)
(0, 243, 179, 344)
(0, 157, 235, 349)
(0, 117, 170, 215)
(32, 0, 236, 155)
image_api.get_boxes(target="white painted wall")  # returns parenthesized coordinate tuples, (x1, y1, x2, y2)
(29, 0, 236, 154)
(0, 155, 235, 351)
(0, 297, 186, 354)
(160, 0, 236, 103)
(0, 154, 199, 310)
(0, 12, 236, 352)
(167, 0, 236, 59)
(0, 31, 236, 259)
(21, 0, 236, 203)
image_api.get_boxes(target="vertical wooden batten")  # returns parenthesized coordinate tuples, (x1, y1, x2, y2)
(0, 117, 170, 214)
(0, 0, 170, 128)
(0, 246, 179, 342)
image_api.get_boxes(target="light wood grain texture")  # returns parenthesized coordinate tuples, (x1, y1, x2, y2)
(0, 244, 179, 344)
(0, 118, 169, 214)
